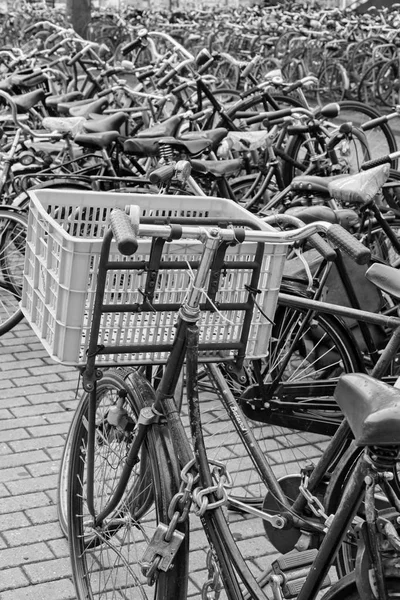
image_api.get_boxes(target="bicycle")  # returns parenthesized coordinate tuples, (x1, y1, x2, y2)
(21, 186, 400, 599)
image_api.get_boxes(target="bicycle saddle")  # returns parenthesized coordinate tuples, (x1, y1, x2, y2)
(83, 112, 128, 134)
(74, 131, 120, 150)
(335, 373, 400, 446)
(328, 164, 390, 205)
(12, 89, 46, 112)
(45, 91, 84, 109)
(284, 206, 359, 230)
(123, 136, 211, 158)
(290, 173, 349, 194)
(190, 158, 242, 177)
(68, 97, 109, 118)
(179, 128, 228, 152)
(365, 263, 400, 300)
(136, 115, 183, 138)
(284, 205, 338, 224)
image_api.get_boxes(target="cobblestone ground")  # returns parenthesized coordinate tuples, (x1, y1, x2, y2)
(0, 320, 331, 600)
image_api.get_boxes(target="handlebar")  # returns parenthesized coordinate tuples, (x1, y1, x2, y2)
(110, 207, 370, 264)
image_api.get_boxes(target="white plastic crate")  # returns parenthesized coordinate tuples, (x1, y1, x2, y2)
(21, 189, 290, 366)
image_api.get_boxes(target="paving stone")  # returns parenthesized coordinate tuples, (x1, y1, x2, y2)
(0, 542, 54, 569)
(0, 492, 51, 514)
(0, 567, 30, 591)
(8, 436, 65, 453)
(0, 579, 75, 600)
(0, 450, 48, 470)
(3, 523, 63, 547)
(5, 474, 58, 496)
(23, 557, 72, 584)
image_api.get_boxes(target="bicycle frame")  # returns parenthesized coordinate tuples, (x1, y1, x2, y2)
(74, 213, 400, 599)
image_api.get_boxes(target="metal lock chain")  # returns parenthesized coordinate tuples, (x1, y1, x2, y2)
(299, 472, 333, 530)
(201, 548, 222, 600)
(192, 460, 233, 517)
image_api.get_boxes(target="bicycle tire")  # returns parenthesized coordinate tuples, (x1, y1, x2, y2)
(0, 209, 27, 335)
(67, 368, 188, 600)
(282, 123, 370, 187)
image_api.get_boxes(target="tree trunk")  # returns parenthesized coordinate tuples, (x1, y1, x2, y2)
(66, 0, 91, 39)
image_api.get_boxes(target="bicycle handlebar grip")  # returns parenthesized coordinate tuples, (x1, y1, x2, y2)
(283, 80, 302, 93)
(361, 115, 388, 131)
(326, 224, 370, 265)
(246, 107, 292, 125)
(360, 155, 392, 170)
(189, 109, 206, 121)
(286, 124, 310, 134)
(121, 37, 142, 56)
(308, 233, 337, 262)
(149, 164, 175, 185)
(262, 117, 285, 127)
(158, 69, 177, 88)
(68, 48, 86, 67)
(110, 208, 139, 256)
(172, 81, 190, 94)
(137, 68, 155, 81)
(197, 56, 216, 75)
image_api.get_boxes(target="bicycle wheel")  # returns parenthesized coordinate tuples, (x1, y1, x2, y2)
(282, 123, 370, 186)
(377, 58, 400, 108)
(198, 304, 362, 559)
(365, 217, 400, 269)
(317, 63, 349, 105)
(333, 101, 397, 168)
(58, 365, 184, 537)
(324, 442, 400, 579)
(357, 59, 388, 107)
(68, 368, 188, 600)
(0, 209, 27, 335)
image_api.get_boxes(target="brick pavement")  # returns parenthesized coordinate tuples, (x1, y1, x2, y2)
(0, 320, 330, 599)
(0, 321, 77, 600)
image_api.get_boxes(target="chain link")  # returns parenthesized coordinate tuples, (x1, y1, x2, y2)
(193, 460, 233, 517)
(201, 549, 222, 600)
(299, 472, 332, 529)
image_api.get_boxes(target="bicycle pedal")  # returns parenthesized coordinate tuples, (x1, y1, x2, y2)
(271, 550, 331, 599)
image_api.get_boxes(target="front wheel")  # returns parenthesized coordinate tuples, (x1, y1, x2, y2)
(67, 368, 188, 600)
(0, 209, 27, 335)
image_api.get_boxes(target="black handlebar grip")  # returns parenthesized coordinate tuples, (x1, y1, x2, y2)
(326, 224, 370, 265)
(189, 109, 206, 121)
(360, 155, 392, 170)
(262, 117, 285, 127)
(137, 68, 155, 81)
(172, 81, 190, 94)
(158, 69, 177, 88)
(197, 56, 215, 75)
(110, 208, 139, 256)
(149, 164, 175, 185)
(246, 107, 292, 125)
(286, 125, 310, 134)
(283, 80, 302, 93)
(122, 38, 142, 56)
(361, 115, 388, 131)
(67, 48, 86, 67)
(246, 112, 270, 125)
(308, 233, 337, 262)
